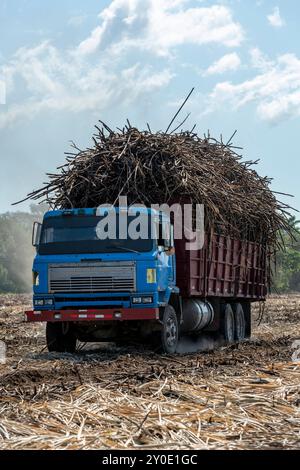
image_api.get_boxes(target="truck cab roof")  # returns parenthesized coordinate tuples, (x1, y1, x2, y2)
(43, 207, 170, 221)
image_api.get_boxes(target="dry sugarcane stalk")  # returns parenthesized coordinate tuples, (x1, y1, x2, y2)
(14, 122, 294, 253)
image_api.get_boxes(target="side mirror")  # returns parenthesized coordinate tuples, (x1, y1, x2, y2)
(32, 222, 42, 247)
(157, 222, 174, 252)
(157, 237, 166, 247)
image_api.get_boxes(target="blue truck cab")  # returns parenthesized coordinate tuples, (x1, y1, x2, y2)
(26, 206, 256, 353)
(26, 206, 181, 353)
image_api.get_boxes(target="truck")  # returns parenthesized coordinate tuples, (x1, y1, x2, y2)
(25, 205, 267, 354)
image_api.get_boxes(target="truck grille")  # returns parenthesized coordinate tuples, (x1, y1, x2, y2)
(49, 262, 136, 293)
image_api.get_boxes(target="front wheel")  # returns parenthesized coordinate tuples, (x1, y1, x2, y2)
(161, 306, 178, 354)
(46, 322, 77, 353)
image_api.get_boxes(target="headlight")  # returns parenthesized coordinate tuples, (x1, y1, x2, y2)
(45, 299, 54, 306)
(142, 297, 153, 304)
(33, 271, 39, 286)
(132, 296, 153, 304)
(147, 269, 156, 284)
(34, 299, 44, 306)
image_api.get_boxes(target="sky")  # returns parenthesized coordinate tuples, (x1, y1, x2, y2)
(0, 0, 299, 214)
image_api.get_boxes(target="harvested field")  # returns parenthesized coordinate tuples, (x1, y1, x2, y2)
(0, 294, 299, 450)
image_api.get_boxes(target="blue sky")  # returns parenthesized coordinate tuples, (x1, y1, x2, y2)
(0, 0, 299, 214)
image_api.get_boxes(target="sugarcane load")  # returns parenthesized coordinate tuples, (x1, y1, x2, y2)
(19, 118, 291, 354)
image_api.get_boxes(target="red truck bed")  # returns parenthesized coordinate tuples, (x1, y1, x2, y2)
(175, 232, 267, 300)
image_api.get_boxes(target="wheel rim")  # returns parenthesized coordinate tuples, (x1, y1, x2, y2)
(165, 316, 177, 347)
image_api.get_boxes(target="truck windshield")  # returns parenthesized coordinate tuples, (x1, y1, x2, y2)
(38, 215, 154, 255)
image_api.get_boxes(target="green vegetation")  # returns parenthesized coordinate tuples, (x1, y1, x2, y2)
(0, 205, 45, 293)
(0, 209, 299, 294)
(272, 216, 300, 293)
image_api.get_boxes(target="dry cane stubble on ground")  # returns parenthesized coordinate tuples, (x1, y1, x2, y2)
(0, 294, 299, 450)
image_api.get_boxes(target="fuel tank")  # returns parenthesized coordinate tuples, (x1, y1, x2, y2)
(181, 299, 214, 333)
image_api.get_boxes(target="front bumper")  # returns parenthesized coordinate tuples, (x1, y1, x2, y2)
(25, 308, 159, 323)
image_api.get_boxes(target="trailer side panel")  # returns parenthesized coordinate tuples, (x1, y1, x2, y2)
(175, 233, 267, 300)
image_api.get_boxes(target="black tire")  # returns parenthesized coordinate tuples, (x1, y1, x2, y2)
(232, 303, 246, 342)
(46, 322, 77, 353)
(221, 304, 235, 344)
(161, 305, 178, 354)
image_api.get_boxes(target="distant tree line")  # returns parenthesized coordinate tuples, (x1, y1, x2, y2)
(0, 208, 299, 294)
(272, 216, 300, 293)
(0, 205, 45, 293)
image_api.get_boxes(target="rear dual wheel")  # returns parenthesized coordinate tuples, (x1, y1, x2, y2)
(221, 303, 245, 344)
(232, 303, 246, 342)
(221, 304, 235, 344)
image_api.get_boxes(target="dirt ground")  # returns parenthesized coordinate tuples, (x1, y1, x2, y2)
(0, 294, 299, 450)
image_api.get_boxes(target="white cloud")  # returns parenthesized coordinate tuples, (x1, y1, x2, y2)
(204, 53, 241, 76)
(0, 41, 173, 129)
(0, 79, 6, 104)
(77, 0, 244, 57)
(267, 6, 285, 28)
(68, 15, 88, 27)
(250, 47, 273, 71)
(258, 91, 300, 122)
(209, 52, 300, 123)
(0, 1, 245, 128)
(77, 26, 105, 56)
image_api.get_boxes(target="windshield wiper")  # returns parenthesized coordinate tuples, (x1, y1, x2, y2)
(105, 244, 140, 254)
